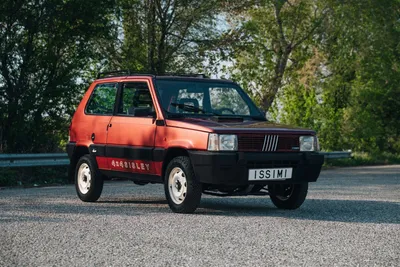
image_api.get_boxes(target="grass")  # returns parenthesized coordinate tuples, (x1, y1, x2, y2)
(324, 152, 400, 167)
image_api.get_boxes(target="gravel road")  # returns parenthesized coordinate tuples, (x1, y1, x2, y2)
(0, 165, 399, 267)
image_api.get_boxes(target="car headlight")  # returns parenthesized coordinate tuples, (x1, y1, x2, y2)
(208, 134, 238, 151)
(299, 136, 319, 151)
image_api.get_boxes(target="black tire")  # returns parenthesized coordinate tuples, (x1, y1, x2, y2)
(75, 155, 104, 202)
(164, 156, 202, 213)
(268, 183, 308, 209)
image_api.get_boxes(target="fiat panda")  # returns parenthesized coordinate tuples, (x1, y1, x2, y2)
(66, 71, 324, 213)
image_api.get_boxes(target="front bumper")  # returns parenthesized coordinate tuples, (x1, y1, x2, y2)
(188, 151, 324, 185)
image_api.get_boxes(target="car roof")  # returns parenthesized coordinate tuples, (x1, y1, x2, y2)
(155, 76, 234, 84)
(95, 71, 234, 84)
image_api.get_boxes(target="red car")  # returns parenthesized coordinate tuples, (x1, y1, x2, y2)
(66, 71, 324, 213)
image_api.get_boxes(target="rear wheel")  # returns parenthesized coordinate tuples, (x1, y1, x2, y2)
(75, 155, 103, 202)
(164, 156, 202, 213)
(268, 183, 308, 209)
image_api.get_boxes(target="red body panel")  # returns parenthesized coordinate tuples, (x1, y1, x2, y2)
(154, 126, 209, 150)
(107, 116, 156, 147)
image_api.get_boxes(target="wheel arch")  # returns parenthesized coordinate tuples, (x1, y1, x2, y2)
(161, 147, 190, 181)
(68, 146, 90, 183)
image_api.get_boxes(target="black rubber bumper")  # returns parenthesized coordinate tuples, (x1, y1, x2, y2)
(188, 151, 324, 185)
(66, 142, 76, 159)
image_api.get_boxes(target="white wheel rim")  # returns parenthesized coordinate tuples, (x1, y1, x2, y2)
(77, 163, 91, 194)
(168, 167, 188, 205)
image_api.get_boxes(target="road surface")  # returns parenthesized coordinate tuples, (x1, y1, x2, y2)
(0, 165, 399, 266)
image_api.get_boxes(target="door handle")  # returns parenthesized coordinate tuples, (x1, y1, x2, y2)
(107, 123, 112, 130)
(91, 133, 95, 141)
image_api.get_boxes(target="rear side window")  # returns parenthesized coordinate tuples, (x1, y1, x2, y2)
(86, 83, 118, 115)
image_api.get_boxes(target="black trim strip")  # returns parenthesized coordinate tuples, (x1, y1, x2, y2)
(114, 82, 123, 115)
(106, 146, 153, 161)
(89, 144, 106, 157)
(153, 148, 166, 161)
(99, 170, 162, 183)
(106, 145, 153, 160)
(90, 144, 166, 161)
(156, 120, 165, 126)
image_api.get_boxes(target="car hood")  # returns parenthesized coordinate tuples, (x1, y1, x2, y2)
(165, 117, 316, 135)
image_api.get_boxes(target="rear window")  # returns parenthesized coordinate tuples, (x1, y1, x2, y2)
(86, 83, 118, 115)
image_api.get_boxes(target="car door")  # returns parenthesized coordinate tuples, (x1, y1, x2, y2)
(105, 80, 158, 176)
(84, 82, 118, 170)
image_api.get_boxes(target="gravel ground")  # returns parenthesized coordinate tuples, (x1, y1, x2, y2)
(0, 165, 399, 267)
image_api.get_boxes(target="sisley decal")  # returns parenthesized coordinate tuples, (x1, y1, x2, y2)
(111, 160, 150, 171)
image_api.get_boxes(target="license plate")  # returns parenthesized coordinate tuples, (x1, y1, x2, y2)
(248, 168, 293, 181)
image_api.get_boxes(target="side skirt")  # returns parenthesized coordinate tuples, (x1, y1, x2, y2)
(99, 170, 163, 184)
(202, 190, 269, 197)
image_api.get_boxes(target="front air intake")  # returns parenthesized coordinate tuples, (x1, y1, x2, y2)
(237, 134, 300, 152)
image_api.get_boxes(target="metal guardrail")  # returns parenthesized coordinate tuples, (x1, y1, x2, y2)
(320, 151, 352, 159)
(0, 153, 69, 167)
(0, 151, 351, 168)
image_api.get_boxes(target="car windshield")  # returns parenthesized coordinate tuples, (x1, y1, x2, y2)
(155, 79, 265, 120)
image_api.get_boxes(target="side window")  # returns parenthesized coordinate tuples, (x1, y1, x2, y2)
(117, 82, 154, 117)
(209, 87, 250, 115)
(86, 83, 117, 115)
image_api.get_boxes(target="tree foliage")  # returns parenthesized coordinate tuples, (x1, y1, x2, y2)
(228, 0, 328, 110)
(108, 0, 225, 74)
(0, 0, 116, 152)
(268, 0, 400, 152)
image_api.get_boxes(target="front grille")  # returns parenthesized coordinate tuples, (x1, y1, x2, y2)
(238, 134, 300, 152)
(238, 135, 264, 151)
(278, 135, 300, 151)
(247, 160, 299, 169)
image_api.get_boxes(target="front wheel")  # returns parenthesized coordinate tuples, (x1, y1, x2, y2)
(164, 156, 202, 213)
(75, 155, 104, 202)
(268, 183, 308, 209)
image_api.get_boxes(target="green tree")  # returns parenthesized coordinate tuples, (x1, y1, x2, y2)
(230, 0, 400, 153)
(317, 0, 400, 152)
(110, 0, 225, 75)
(228, 0, 328, 110)
(0, 0, 116, 153)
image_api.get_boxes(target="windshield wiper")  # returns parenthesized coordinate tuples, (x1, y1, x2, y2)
(170, 103, 218, 115)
